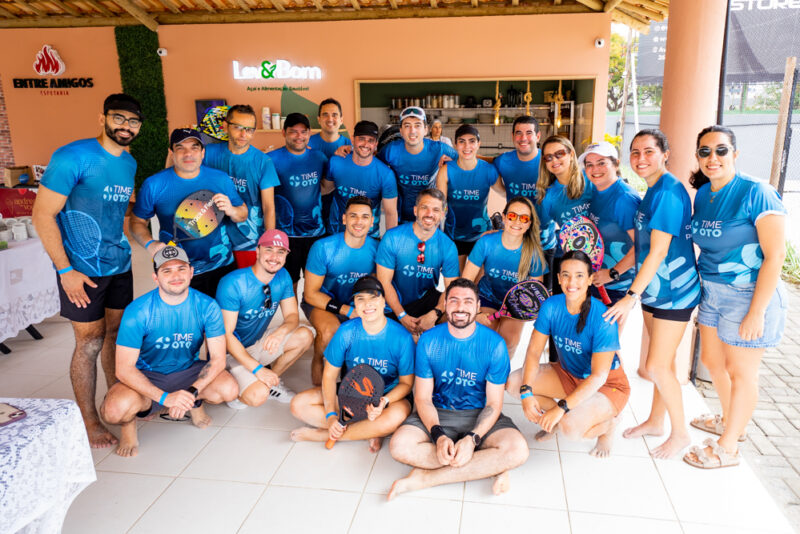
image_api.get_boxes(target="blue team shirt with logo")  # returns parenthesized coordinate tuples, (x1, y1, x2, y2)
(692, 173, 786, 285)
(41, 138, 136, 277)
(133, 166, 243, 275)
(305, 233, 379, 305)
(324, 318, 415, 394)
(117, 288, 225, 375)
(589, 179, 641, 291)
(534, 294, 620, 379)
(326, 154, 398, 237)
(203, 143, 280, 251)
(538, 175, 594, 255)
(493, 150, 557, 250)
(467, 231, 547, 305)
(376, 223, 460, 305)
(634, 172, 700, 309)
(416, 324, 510, 410)
(267, 147, 328, 237)
(378, 138, 457, 223)
(216, 267, 294, 348)
(308, 133, 351, 159)
(443, 160, 497, 242)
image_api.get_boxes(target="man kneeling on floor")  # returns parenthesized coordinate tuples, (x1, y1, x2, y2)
(290, 275, 415, 452)
(388, 278, 529, 499)
(100, 246, 238, 457)
(217, 229, 314, 407)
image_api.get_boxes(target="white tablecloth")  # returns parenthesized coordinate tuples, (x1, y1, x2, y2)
(0, 239, 60, 342)
(0, 398, 96, 534)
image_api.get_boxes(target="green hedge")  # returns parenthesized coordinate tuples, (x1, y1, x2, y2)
(114, 26, 169, 190)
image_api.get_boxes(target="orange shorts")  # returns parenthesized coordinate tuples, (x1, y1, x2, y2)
(551, 362, 631, 415)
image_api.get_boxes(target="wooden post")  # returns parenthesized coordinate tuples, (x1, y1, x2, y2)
(770, 56, 798, 190)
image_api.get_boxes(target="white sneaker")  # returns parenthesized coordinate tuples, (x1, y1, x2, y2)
(227, 398, 247, 410)
(268, 381, 295, 403)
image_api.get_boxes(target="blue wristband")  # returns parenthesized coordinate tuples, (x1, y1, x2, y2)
(159, 391, 168, 405)
(325, 411, 337, 419)
(346, 306, 354, 318)
(144, 239, 155, 249)
(252, 364, 264, 375)
(398, 311, 407, 319)
(56, 266, 73, 275)
(520, 392, 533, 400)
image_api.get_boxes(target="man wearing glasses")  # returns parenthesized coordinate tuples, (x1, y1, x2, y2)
(378, 107, 457, 224)
(376, 189, 459, 337)
(33, 93, 142, 449)
(204, 104, 280, 268)
(217, 230, 314, 406)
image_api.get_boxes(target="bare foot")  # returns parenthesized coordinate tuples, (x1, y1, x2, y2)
(589, 432, 614, 458)
(115, 422, 138, 457)
(86, 420, 119, 448)
(622, 421, 664, 439)
(387, 468, 426, 501)
(189, 406, 212, 429)
(492, 472, 510, 495)
(369, 437, 383, 453)
(636, 367, 652, 382)
(651, 433, 690, 459)
(534, 429, 555, 442)
(290, 426, 327, 442)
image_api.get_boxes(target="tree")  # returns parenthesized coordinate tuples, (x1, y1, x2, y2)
(607, 33, 628, 111)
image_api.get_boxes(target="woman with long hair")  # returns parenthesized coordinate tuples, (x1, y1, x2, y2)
(462, 196, 546, 357)
(684, 126, 786, 469)
(604, 129, 701, 459)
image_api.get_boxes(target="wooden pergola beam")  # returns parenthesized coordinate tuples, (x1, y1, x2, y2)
(616, 5, 648, 24)
(388, 0, 397, 8)
(349, 0, 359, 9)
(630, 0, 666, 15)
(48, 0, 80, 15)
(159, 0, 181, 14)
(193, 0, 215, 12)
(512, 0, 518, 6)
(310, 0, 322, 9)
(0, 4, 18, 16)
(271, 0, 283, 11)
(603, 0, 622, 12)
(112, 0, 157, 29)
(574, 0, 603, 11)
(611, 8, 649, 33)
(14, 0, 47, 15)
(83, 0, 115, 16)
(231, 0, 250, 12)
(620, 1, 664, 21)
(429, 0, 436, 7)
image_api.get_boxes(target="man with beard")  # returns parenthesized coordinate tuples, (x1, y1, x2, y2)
(33, 93, 142, 449)
(388, 278, 529, 499)
(100, 246, 238, 457)
(217, 230, 314, 406)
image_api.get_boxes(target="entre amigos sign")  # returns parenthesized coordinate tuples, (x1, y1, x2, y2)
(13, 45, 94, 94)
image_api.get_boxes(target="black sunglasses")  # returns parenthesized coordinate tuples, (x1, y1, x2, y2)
(261, 285, 272, 310)
(697, 145, 733, 158)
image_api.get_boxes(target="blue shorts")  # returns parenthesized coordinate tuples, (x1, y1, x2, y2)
(136, 359, 205, 417)
(479, 294, 503, 311)
(697, 279, 787, 348)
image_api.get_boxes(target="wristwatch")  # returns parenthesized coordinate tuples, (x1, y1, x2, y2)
(626, 289, 640, 302)
(433, 308, 444, 321)
(186, 386, 199, 399)
(519, 384, 533, 395)
(609, 268, 620, 281)
(466, 431, 482, 447)
(557, 399, 570, 413)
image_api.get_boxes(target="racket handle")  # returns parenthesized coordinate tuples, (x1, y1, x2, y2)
(487, 311, 501, 322)
(598, 285, 612, 306)
(325, 438, 336, 449)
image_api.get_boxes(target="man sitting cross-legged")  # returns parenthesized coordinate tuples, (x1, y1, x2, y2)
(388, 278, 529, 499)
(217, 229, 314, 407)
(290, 275, 414, 452)
(100, 246, 238, 457)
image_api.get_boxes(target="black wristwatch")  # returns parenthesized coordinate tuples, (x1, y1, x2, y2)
(557, 399, 570, 413)
(433, 308, 444, 321)
(609, 268, 620, 281)
(466, 431, 482, 447)
(186, 386, 199, 399)
(519, 384, 533, 395)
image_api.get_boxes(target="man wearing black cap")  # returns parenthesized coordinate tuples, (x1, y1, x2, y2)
(33, 93, 143, 449)
(267, 113, 328, 287)
(322, 120, 398, 238)
(290, 275, 414, 452)
(130, 128, 247, 298)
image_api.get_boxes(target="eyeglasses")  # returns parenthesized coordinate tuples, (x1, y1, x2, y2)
(417, 241, 426, 264)
(229, 122, 256, 135)
(107, 113, 142, 128)
(505, 211, 531, 224)
(543, 149, 568, 163)
(261, 284, 272, 310)
(697, 145, 733, 158)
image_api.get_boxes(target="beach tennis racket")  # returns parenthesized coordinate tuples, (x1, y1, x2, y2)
(200, 105, 229, 141)
(168, 190, 223, 246)
(325, 364, 385, 449)
(60, 210, 102, 276)
(558, 215, 611, 305)
(488, 279, 549, 321)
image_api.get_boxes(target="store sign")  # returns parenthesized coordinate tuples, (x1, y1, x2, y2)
(12, 44, 94, 93)
(232, 59, 322, 81)
(33, 45, 65, 75)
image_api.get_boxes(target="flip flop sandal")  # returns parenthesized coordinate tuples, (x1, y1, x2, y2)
(690, 413, 747, 442)
(159, 412, 191, 422)
(683, 438, 740, 469)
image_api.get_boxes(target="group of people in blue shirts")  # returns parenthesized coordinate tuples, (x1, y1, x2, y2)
(30, 91, 787, 497)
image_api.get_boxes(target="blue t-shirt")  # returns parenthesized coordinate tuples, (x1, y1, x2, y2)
(443, 159, 498, 242)
(589, 179, 641, 291)
(41, 138, 136, 277)
(267, 147, 328, 237)
(117, 288, 225, 375)
(415, 324, 510, 410)
(324, 318, 415, 394)
(376, 223, 460, 305)
(216, 267, 294, 348)
(305, 232, 379, 305)
(203, 143, 280, 251)
(326, 154, 398, 237)
(378, 138, 457, 223)
(493, 150, 557, 250)
(133, 166, 244, 275)
(692, 173, 786, 285)
(308, 133, 351, 159)
(634, 172, 701, 309)
(534, 294, 621, 379)
(538, 174, 594, 255)
(467, 232, 547, 305)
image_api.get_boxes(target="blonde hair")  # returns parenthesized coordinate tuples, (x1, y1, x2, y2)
(504, 196, 545, 284)
(536, 136, 583, 204)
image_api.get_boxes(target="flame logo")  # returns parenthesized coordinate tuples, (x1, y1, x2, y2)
(33, 45, 65, 76)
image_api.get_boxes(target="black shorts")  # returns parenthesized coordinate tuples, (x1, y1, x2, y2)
(542, 248, 556, 293)
(300, 299, 349, 324)
(402, 407, 519, 446)
(454, 239, 476, 257)
(57, 269, 133, 323)
(389, 286, 442, 319)
(286, 236, 323, 283)
(135, 359, 206, 417)
(190, 262, 237, 298)
(641, 303, 696, 322)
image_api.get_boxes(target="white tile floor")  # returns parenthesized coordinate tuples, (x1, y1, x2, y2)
(1, 250, 795, 533)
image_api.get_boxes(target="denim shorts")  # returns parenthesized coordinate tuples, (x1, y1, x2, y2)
(697, 279, 787, 348)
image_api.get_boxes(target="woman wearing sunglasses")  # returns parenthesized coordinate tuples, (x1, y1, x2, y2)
(604, 129, 701, 460)
(683, 126, 786, 469)
(461, 196, 546, 357)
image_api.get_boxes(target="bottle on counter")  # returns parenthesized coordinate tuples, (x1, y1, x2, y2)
(262, 107, 271, 130)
